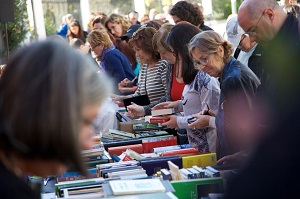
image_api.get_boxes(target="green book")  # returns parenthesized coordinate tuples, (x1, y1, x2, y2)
(171, 178, 223, 199)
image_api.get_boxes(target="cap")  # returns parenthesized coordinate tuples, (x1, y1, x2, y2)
(121, 24, 141, 40)
(225, 16, 245, 48)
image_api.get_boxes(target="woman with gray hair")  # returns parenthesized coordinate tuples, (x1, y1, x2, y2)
(0, 40, 110, 198)
(188, 30, 260, 159)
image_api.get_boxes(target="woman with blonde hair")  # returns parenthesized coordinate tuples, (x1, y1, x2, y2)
(105, 14, 131, 38)
(87, 29, 135, 94)
(104, 14, 137, 73)
(188, 30, 260, 158)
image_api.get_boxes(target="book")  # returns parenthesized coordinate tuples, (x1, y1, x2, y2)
(102, 138, 142, 151)
(140, 156, 182, 176)
(171, 178, 223, 199)
(160, 148, 199, 157)
(151, 108, 176, 117)
(142, 136, 177, 153)
(109, 179, 166, 195)
(107, 144, 143, 156)
(145, 116, 170, 124)
(109, 129, 135, 138)
(167, 160, 182, 181)
(182, 153, 217, 168)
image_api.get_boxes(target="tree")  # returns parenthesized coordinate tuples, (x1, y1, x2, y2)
(7, 0, 29, 53)
(212, 0, 243, 19)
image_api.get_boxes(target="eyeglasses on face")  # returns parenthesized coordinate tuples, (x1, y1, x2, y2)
(244, 11, 264, 35)
(238, 33, 249, 47)
(90, 44, 99, 50)
(193, 56, 209, 68)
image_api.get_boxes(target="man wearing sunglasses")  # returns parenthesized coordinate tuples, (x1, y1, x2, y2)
(226, 0, 300, 198)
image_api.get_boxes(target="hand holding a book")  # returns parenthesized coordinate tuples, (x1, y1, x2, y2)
(152, 101, 179, 110)
(127, 102, 146, 117)
(188, 108, 216, 129)
(161, 115, 178, 129)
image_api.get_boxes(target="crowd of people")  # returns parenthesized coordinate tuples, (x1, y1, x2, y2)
(0, 0, 300, 198)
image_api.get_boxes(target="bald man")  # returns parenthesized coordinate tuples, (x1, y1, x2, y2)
(225, 0, 300, 198)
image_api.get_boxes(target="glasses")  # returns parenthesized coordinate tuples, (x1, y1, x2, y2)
(238, 33, 249, 47)
(193, 56, 209, 68)
(244, 11, 264, 35)
(90, 44, 99, 50)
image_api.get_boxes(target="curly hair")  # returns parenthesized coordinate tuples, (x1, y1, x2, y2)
(188, 30, 234, 64)
(169, 1, 204, 27)
(128, 27, 160, 62)
(87, 29, 113, 48)
(105, 14, 131, 36)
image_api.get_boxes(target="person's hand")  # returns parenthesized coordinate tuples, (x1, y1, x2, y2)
(161, 115, 178, 129)
(200, 108, 216, 117)
(152, 101, 179, 110)
(127, 102, 145, 117)
(110, 94, 123, 101)
(118, 86, 136, 93)
(217, 151, 246, 165)
(188, 114, 211, 129)
(119, 78, 133, 87)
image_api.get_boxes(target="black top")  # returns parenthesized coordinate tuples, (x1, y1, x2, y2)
(0, 161, 41, 199)
(199, 23, 213, 31)
(225, 13, 300, 199)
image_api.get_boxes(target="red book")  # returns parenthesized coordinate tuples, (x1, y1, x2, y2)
(160, 148, 199, 156)
(142, 136, 177, 153)
(150, 117, 170, 124)
(108, 144, 143, 156)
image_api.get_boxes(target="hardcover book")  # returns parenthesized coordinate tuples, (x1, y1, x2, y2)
(151, 108, 176, 117)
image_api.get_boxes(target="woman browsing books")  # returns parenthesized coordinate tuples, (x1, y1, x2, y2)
(0, 40, 110, 198)
(152, 23, 220, 153)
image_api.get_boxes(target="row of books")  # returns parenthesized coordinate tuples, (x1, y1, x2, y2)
(104, 135, 178, 156)
(55, 177, 177, 198)
(96, 153, 217, 176)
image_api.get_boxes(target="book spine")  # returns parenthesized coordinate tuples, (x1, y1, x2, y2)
(149, 117, 170, 124)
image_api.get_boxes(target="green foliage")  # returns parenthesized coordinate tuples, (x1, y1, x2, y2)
(7, 0, 29, 53)
(212, 0, 243, 19)
(44, 9, 56, 36)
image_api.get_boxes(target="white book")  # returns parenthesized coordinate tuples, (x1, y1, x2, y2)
(109, 179, 166, 195)
(151, 108, 175, 117)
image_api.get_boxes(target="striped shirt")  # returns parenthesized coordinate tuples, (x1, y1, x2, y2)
(135, 60, 169, 103)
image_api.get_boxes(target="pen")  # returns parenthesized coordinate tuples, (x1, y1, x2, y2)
(203, 102, 210, 115)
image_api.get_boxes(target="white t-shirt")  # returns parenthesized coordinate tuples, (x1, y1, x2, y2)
(237, 44, 258, 67)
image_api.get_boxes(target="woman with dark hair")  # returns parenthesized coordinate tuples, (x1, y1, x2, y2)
(0, 40, 109, 198)
(153, 23, 220, 152)
(188, 31, 260, 157)
(67, 19, 88, 43)
(170, 1, 213, 31)
(114, 27, 169, 103)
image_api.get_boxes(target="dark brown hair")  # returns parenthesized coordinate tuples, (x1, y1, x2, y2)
(128, 27, 160, 62)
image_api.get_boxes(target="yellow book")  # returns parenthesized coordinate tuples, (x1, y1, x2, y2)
(182, 153, 217, 168)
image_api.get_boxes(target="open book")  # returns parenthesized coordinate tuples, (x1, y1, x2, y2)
(109, 179, 166, 195)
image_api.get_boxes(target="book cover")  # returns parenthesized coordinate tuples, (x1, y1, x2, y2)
(160, 148, 199, 157)
(182, 153, 217, 168)
(171, 178, 223, 199)
(109, 179, 166, 195)
(151, 108, 176, 117)
(107, 144, 143, 156)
